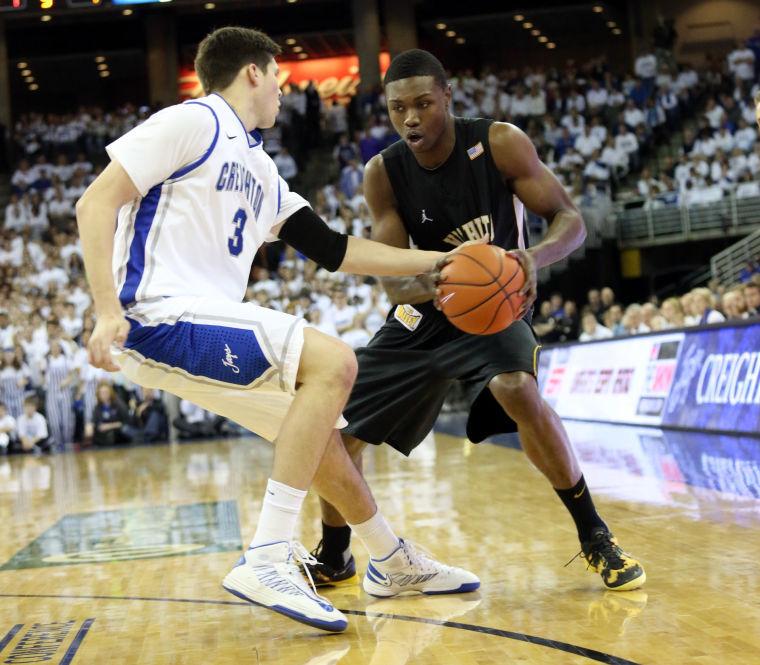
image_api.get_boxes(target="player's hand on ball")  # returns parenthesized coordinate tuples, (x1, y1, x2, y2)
(506, 249, 537, 317)
(433, 238, 490, 309)
(88, 313, 130, 371)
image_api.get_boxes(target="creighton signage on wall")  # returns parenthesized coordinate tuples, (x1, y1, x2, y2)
(662, 322, 760, 435)
(539, 321, 760, 435)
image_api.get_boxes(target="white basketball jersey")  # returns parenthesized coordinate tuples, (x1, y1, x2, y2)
(107, 93, 308, 307)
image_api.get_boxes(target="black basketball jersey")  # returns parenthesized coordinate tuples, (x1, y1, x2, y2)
(380, 116, 528, 337)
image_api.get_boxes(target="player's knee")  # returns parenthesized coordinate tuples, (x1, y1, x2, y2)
(332, 344, 358, 391)
(489, 372, 540, 419)
(300, 329, 357, 392)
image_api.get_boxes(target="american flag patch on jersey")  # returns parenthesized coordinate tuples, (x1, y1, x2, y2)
(467, 142, 484, 160)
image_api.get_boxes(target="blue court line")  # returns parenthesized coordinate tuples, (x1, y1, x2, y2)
(0, 593, 640, 665)
(59, 618, 95, 665)
(0, 623, 23, 652)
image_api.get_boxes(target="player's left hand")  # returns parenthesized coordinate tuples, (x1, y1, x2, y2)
(507, 248, 538, 318)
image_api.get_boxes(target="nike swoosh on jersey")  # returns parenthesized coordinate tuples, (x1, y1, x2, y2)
(226, 133, 237, 139)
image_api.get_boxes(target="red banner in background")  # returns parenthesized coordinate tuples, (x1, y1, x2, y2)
(179, 52, 390, 101)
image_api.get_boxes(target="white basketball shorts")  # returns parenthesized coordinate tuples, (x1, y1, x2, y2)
(112, 296, 347, 442)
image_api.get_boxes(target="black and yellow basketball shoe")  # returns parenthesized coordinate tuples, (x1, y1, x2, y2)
(306, 541, 359, 588)
(580, 528, 646, 591)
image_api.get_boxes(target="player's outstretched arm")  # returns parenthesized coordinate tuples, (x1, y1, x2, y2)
(76, 160, 140, 371)
(489, 122, 587, 312)
(363, 154, 440, 304)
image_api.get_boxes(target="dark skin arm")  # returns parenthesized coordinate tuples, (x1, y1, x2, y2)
(363, 154, 437, 305)
(487, 122, 586, 313)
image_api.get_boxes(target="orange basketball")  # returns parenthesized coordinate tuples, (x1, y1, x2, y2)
(438, 244, 526, 335)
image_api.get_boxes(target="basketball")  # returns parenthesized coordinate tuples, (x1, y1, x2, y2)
(438, 244, 526, 335)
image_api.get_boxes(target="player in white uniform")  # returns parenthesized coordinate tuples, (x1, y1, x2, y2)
(76, 27, 478, 633)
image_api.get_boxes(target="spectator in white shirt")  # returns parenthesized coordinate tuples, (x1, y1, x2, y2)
(734, 118, 757, 152)
(637, 167, 667, 198)
(586, 80, 608, 113)
(727, 42, 756, 82)
(60, 303, 83, 339)
(27, 192, 49, 238)
(583, 151, 610, 183)
(306, 308, 338, 338)
(16, 397, 49, 453)
(526, 82, 546, 117)
(509, 87, 531, 125)
(736, 172, 760, 198)
(35, 256, 69, 293)
(11, 160, 36, 193)
(574, 126, 601, 158)
(340, 312, 372, 349)
(623, 100, 646, 130)
(4, 194, 29, 232)
(601, 137, 629, 177)
(565, 89, 586, 114)
(579, 313, 613, 342)
(273, 147, 298, 185)
(560, 108, 585, 137)
(47, 187, 74, 229)
(607, 87, 626, 108)
(703, 98, 726, 129)
(615, 124, 639, 167)
(589, 116, 608, 145)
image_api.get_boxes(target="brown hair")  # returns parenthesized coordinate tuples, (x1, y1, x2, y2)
(194, 26, 281, 93)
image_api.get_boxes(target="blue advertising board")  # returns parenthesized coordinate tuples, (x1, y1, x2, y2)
(662, 322, 760, 435)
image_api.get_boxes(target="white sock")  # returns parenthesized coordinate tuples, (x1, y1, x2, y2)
(249, 479, 307, 548)
(348, 510, 399, 561)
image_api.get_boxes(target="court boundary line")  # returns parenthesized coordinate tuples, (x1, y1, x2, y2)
(0, 592, 641, 665)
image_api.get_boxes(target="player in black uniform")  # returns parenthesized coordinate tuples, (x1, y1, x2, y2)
(310, 50, 645, 591)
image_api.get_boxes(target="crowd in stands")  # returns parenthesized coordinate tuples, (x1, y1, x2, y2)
(2, 37, 760, 454)
(532, 271, 760, 344)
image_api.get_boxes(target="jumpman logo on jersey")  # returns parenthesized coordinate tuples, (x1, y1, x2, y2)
(420, 209, 433, 224)
(222, 344, 240, 374)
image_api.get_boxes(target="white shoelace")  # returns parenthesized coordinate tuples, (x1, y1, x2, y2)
(399, 540, 452, 576)
(288, 541, 335, 607)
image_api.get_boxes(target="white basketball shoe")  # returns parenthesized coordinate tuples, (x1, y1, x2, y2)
(363, 539, 480, 597)
(222, 541, 348, 632)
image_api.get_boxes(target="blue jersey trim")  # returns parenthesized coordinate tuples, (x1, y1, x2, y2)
(169, 101, 220, 179)
(277, 179, 281, 214)
(119, 183, 163, 307)
(211, 92, 262, 148)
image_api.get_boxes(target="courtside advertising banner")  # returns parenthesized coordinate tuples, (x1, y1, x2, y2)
(539, 321, 760, 435)
(538, 332, 684, 426)
(662, 322, 760, 435)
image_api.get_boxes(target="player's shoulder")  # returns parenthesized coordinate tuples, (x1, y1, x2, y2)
(147, 100, 218, 133)
(487, 121, 534, 159)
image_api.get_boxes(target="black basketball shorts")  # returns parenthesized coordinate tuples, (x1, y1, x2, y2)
(342, 310, 540, 456)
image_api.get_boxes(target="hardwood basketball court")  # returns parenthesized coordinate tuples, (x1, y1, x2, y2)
(2, 421, 759, 664)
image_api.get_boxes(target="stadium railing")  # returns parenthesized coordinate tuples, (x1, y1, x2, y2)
(615, 193, 760, 247)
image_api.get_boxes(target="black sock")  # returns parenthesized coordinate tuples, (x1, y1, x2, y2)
(554, 475, 607, 543)
(320, 523, 352, 568)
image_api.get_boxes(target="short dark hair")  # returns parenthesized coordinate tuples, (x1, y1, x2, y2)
(195, 26, 281, 93)
(383, 49, 447, 89)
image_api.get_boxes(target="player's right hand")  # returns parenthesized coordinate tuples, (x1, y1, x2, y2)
(88, 313, 130, 371)
(432, 237, 489, 309)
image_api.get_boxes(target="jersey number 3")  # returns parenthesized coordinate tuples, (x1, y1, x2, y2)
(228, 208, 248, 256)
